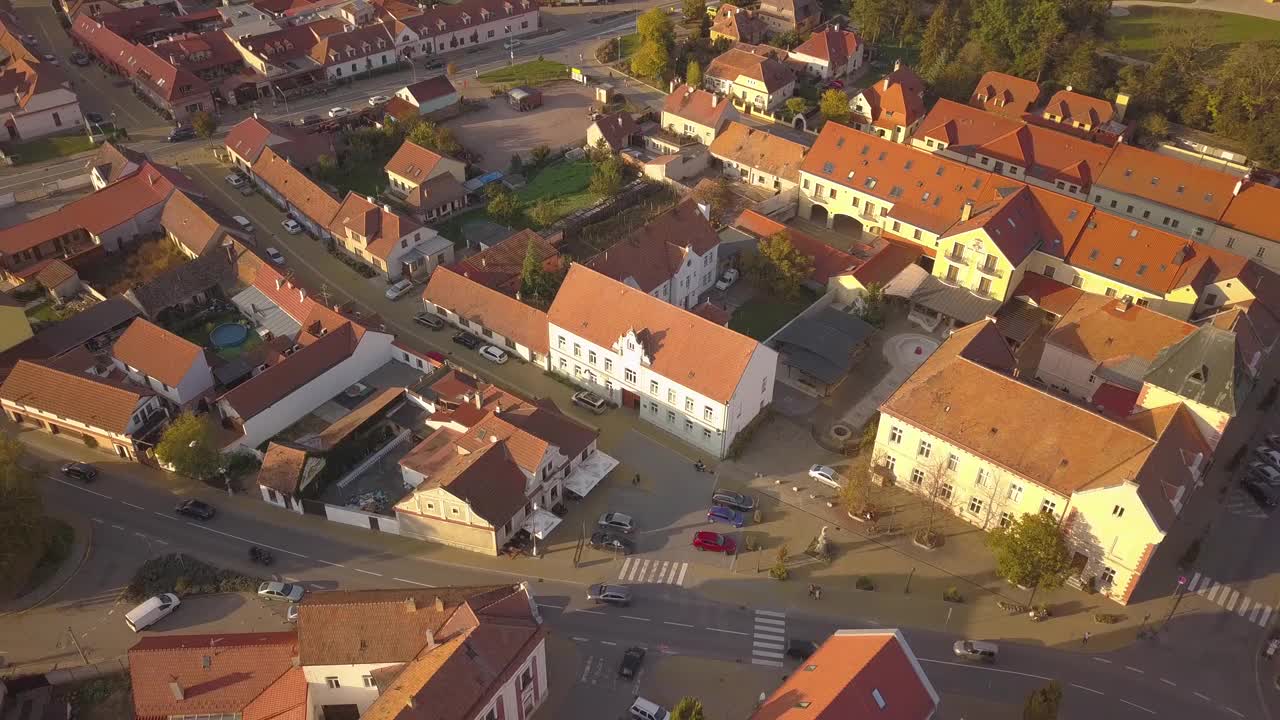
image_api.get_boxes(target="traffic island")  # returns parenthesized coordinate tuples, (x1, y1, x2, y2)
(0, 514, 90, 617)
(125, 553, 263, 602)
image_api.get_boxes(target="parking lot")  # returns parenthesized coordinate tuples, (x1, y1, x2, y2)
(446, 82, 594, 171)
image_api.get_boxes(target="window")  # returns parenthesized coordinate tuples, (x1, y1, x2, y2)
(589, 350, 597, 365)
(52, 112, 61, 127)
(667, 389, 676, 404)
(557, 335, 566, 349)
(939, 483, 954, 501)
(917, 439, 932, 458)
(1112, 504, 1125, 518)
(667, 411, 676, 423)
(1105, 287, 1117, 298)
(703, 406, 714, 421)
(998, 511, 1013, 528)
(946, 454, 959, 471)
(362, 675, 376, 688)
(888, 426, 903, 443)
(685, 398, 694, 412)
(650, 380, 659, 395)
(976, 467, 990, 487)
(605, 358, 613, 372)
(1007, 484, 1023, 502)
(1257, 247, 1267, 259)
(1040, 498, 1058, 515)
(520, 667, 533, 689)
(573, 343, 581, 357)
(968, 497, 984, 515)
(703, 428, 712, 439)
(910, 468, 925, 485)
(1043, 265, 1055, 279)
(885, 456, 896, 473)
(650, 403, 658, 415)
(326, 677, 341, 689)
(559, 357, 567, 369)
(484, 709, 498, 720)
(1100, 566, 1116, 586)
(624, 368, 636, 384)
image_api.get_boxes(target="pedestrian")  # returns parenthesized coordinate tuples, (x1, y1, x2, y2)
(1082, 631, 1091, 645)
(632, 473, 640, 486)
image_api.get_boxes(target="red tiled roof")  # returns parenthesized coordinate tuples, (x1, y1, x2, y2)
(1008, 272, 1082, 317)
(1043, 88, 1114, 127)
(1096, 144, 1236, 221)
(706, 45, 794, 93)
(424, 267, 550, 354)
(449, 228, 560, 295)
(661, 84, 733, 131)
(385, 140, 447, 184)
(1046, 294, 1195, 366)
(1217, 179, 1280, 243)
(970, 71, 1040, 117)
(848, 240, 921, 287)
(256, 442, 312, 495)
(855, 65, 925, 129)
(402, 74, 458, 104)
(400, 0, 539, 36)
(587, 199, 720, 292)
(0, 358, 150, 434)
(1066, 213, 1206, 295)
(734, 210, 857, 284)
(591, 110, 639, 152)
(219, 322, 359, 420)
(112, 317, 205, 388)
(328, 192, 423, 260)
(252, 147, 341, 228)
(73, 15, 209, 102)
(33, 260, 78, 289)
(691, 300, 731, 325)
(790, 28, 860, 68)
(709, 121, 808, 182)
(548, 264, 763, 403)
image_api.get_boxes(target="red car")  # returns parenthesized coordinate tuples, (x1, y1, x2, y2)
(825, 79, 844, 89)
(692, 530, 736, 554)
(425, 351, 446, 364)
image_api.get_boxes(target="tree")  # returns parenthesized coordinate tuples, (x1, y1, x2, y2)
(155, 412, 220, 481)
(819, 89, 850, 123)
(773, 29, 805, 50)
(520, 238, 555, 304)
(589, 155, 624, 197)
(910, 460, 951, 548)
(692, 176, 734, 224)
(631, 39, 671, 80)
(858, 282, 886, 327)
(638, 7, 675, 47)
(190, 111, 216, 139)
(785, 97, 809, 117)
(528, 198, 558, 229)
(682, 0, 706, 22)
(685, 58, 702, 87)
(485, 184, 521, 225)
(987, 510, 1072, 592)
(0, 435, 46, 596)
(530, 144, 552, 167)
(1023, 681, 1064, 720)
(408, 121, 439, 150)
(851, 0, 891, 44)
(747, 232, 814, 299)
(1205, 42, 1280, 167)
(671, 697, 705, 720)
(839, 462, 876, 518)
(1055, 38, 1104, 96)
(1136, 113, 1171, 148)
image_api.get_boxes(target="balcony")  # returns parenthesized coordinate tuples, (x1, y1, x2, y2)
(976, 262, 1004, 278)
(945, 252, 968, 266)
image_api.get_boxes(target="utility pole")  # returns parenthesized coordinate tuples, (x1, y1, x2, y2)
(67, 627, 88, 665)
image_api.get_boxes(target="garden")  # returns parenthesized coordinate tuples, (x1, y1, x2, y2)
(728, 289, 816, 341)
(478, 59, 569, 87)
(125, 553, 262, 602)
(168, 306, 263, 359)
(1104, 7, 1280, 65)
(1, 134, 97, 165)
(434, 156, 605, 243)
(78, 236, 188, 297)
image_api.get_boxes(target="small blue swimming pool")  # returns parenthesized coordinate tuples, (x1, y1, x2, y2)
(209, 322, 249, 349)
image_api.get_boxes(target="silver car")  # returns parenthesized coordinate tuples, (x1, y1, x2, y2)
(953, 639, 998, 662)
(587, 583, 632, 606)
(598, 512, 634, 533)
(808, 464, 839, 488)
(258, 581, 304, 602)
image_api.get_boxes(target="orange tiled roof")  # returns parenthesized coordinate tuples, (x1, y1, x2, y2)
(328, 192, 423, 260)
(734, 209, 857, 284)
(709, 121, 808, 182)
(970, 71, 1041, 117)
(1095, 144, 1236, 221)
(112, 317, 205, 388)
(1043, 88, 1114, 128)
(449, 228, 559, 295)
(790, 28, 860, 68)
(423, 267, 550, 354)
(252, 147, 341, 228)
(706, 45, 794, 93)
(1217, 179, 1280, 243)
(586, 199, 721, 292)
(0, 358, 151, 434)
(384, 140, 447, 185)
(662, 84, 733, 130)
(1046, 294, 1195, 366)
(854, 65, 925, 129)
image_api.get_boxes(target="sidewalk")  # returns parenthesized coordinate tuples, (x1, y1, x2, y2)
(0, 509, 93, 618)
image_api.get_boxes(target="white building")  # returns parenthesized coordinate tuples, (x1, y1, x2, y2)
(111, 318, 215, 407)
(586, 199, 721, 310)
(548, 264, 777, 458)
(423, 266, 551, 367)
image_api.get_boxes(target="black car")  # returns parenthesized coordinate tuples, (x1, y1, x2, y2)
(61, 462, 98, 482)
(786, 639, 820, 659)
(84, 112, 104, 124)
(69, 51, 90, 66)
(1244, 479, 1280, 509)
(452, 331, 481, 349)
(167, 125, 196, 142)
(711, 489, 757, 513)
(589, 530, 635, 555)
(296, 114, 323, 127)
(618, 646, 645, 678)
(175, 499, 216, 520)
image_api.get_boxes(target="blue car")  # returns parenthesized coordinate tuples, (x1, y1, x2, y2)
(707, 505, 745, 528)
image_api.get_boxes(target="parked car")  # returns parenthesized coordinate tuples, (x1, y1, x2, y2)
(297, 114, 323, 127)
(265, 246, 286, 264)
(503, 38, 522, 50)
(225, 173, 247, 188)
(808, 464, 840, 488)
(174, 499, 216, 520)
(692, 530, 736, 554)
(589, 530, 634, 554)
(84, 111, 104, 124)
(258, 581, 305, 602)
(414, 312, 445, 329)
(60, 462, 98, 482)
(368, 95, 390, 106)
(239, 183, 255, 196)
(1253, 446, 1280, 469)
(586, 583, 631, 606)
(1247, 461, 1280, 486)
(1244, 478, 1280, 509)
(327, 106, 351, 118)
(452, 331, 481, 349)
(598, 512, 634, 533)
(711, 489, 756, 513)
(125, 593, 180, 632)
(571, 390, 609, 414)
(479, 345, 509, 364)
(41, 53, 58, 65)
(825, 78, 844, 89)
(714, 267, 739, 290)
(786, 639, 820, 659)
(280, 218, 303, 234)
(618, 646, 646, 678)
(385, 278, 415, 300)
(425, 350, 446, 363)
(953, 640, 998, 663)
(707, 505, 745, 528)
(167, 125, 195, 142)
(628, 698, 669, 720)
(423, 57, 444, 70)
(70, 51, 90, 66)
(232, 215, 254, 233)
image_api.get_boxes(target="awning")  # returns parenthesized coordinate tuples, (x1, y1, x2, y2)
(564, 451, 619, 499)
(521, 508, 562, 540)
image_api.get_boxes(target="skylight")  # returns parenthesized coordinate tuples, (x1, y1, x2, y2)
(935, 166, 945, 176)
(1129, 228, 1139, 238)
(1113, 257, 1124, 268)
(865, 177, 878, 189)
(822, 161, 835, 173)
(1176, 184, 1185, 194)
(860, 145, 870, 155)
(904, 159, 913, 170)
(878, 151, 887, 161)
(1067, 209, 1079, 221)
(1124, 168, 1133, 177)
(889, 186, 904, 198)
(1150, 176, 1160, 186)
(1137, 264, 1148, 276)
(836, 137, 845, 148)
(1089, 248, 1100, 260)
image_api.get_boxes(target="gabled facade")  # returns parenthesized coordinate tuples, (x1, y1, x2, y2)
(111, 317, 214, 406)
(328, 192, 451, 279)
(422, 266, 550, 367)
(755, 0, 819, 34)
(661, 84, 737, 146)
(969, 71, 1040, 118)
(399, 0, 540, 57)
(786, 27, 862, 81)
(395, 74, 460, 115)
(709, 120, 807, 193)
(1208, 178, 1280, 271)
(547, 264, 777, 457)
(705, 45, 795, 113)
(848, 61, 925, 143)
(0, 32, 84, 141)
(709, 4, 764, 44)
(586, 199, 721, 309)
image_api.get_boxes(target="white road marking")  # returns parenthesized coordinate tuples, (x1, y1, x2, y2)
(536, 603, 565, 610)
(754, 617, 786, 627)
(1239, 598, 1252, 615)
(665, 563, 679, 584)
(1119, 699, 1154, 715)
(393, 577, 434, 587)
(1250, 604, 1263, 622)
(91, 518, 103, 524)
(155, 539, 168, 545)
(183, 522, 309, 557)
(618, 557, 632, 579)
(753, 641, 784, 651)
(1261, 606, 1274, 626)
(1225, 708, 1244, 718)
(621, 615, 649, 621)
(154, 512, 175, 520)
(50, 476, 111, 499)
(675, 563, 688, 586)
(751, 658, 783, 667)
(755, 609, 786, 618)
(1188, 571, 1202, 592)
(580, 610, 606, 616)
(600, 641, 617, 646)
(111, 525, 124, 530)
(919, 658, 1051, 681)
(754, 632, 785, 642)
(1207, 583, 1223, 602)
(1071, 683, 1103, 695)
(664, 621, 694, 628)
(707, 627, 748, 636)
(1159, 678, 1176, 687)
(1194, 692, 1212, 701)
(1124, 666, 1144, 674)
(318, 560, 346, 567)
(1092, 657, 1112, 664)
(572, 637, 589, 642)
(1225, 590, 1240, 611)
(133, 532, 146, 538)
(122, 502, 144, 510)
(355, 569, 382, 577)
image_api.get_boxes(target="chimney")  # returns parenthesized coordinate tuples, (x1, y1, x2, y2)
(472, 392, 482, 410)
(423, 629, 435, 647)
(275, 277, 284, 290)
(1114, 92, 1131, 123)
(882, 75, 889, 91)
(696, 201, 711, 221)
(298, 288, 306, 302)
(383, 203, 393, 213)
(960, 199, 974, 222)
(169, 682, 185, 701)
(494, 401, 502, 414)
(1233, 178, 1244, 197)
(669, 79, 675, 93)
(893, 58, 901, 72)
(404, 596, 418, 611)
(253, 111, 259, 119)
(712, 94, 719, 108)
(433, 595, 445, 611)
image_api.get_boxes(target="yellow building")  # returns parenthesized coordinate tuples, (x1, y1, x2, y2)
(0, 292, 33, 352)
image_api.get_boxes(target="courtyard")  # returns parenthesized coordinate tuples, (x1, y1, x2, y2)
(446, 82, 595, 172)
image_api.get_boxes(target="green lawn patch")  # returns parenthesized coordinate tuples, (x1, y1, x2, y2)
(517, 159, 592, 202)
(173, 311, 262, 359)
(329, 160, 387, 197)
(20, 518, 74, 596)
(729, 292, 816, 341)
(435, 161, 601, 242)
(26, 302, 73, 325)
(1105, 7, 1280, 63)
(479, 59, 568, 86)
(619, 32, 642, 59)
(4, 134, 97, 164)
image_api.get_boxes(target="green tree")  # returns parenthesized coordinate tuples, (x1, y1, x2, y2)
(747, 232, 814, 299)
(839, 462, 875, 517)
(671, 697, 705, 720)
(1205, 42, 1280, 167)
(631, 39, 671, 80)
(485, 184, 521, 225)
(589, 155, 624, 197)
(1136, 113, 1171, 148)
(918, 0, 967, 73)
(637, 7, 675, 47)
(819, 89, 850, 123)
(682, 0, 706, 23)
(785, 97, 809, 117)
(1055, 38, 1103, 96)
(685, 59, 702, 87)
(1024, 681, 1064, 720)
(530, 144, 552, 167)
(190, 111, 216, 139)
(0, 435, 46, 594)
(528, 198, 558, 229)
(896, 0, 919, 40)
(520, 238, 553, 303)
(692, 175, 734, 224)
(858, 282, 887, 327)
(155, 412, 220, 481)
(987, 511, 1072, 592)
(851, 0, 891, 44)
(408, 120, 439, 150)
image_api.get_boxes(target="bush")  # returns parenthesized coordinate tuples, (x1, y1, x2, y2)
(768, 565, 789, 580)
(913, 528, 943, 549)
(125, 553, 262, 602)
(855, 576, 875, 591)
(83, 435, 98, 448)
(943, 586, 963, 603)
(1094, 612, 1124, 624)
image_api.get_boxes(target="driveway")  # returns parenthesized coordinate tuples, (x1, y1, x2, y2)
(447, 83, 595, 171)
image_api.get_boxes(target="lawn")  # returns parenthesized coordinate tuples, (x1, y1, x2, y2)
(4, 134, 97, 164)
(434, 161, 599, 242)
(329, 159, 387, 197)
(1105, 7, 1280, 63)
(729, 291, 816, 341)
(174, 312, 263, 359)
(26, 301, 73, 325)
(18, 518, 74, 597)
(619, 32, 642, 59)
(479, 59, 568, 86)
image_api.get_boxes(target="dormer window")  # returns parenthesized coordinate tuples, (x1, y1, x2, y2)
(504, 1, 513, 11)
(1188, 365, 1208, 383)
(461, 12, 471, 24)
(481, 8, 491, 19)
(347, 48, 355, 57)
(437, 19, 446, 30)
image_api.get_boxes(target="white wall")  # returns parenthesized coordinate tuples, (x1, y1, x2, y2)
(724, 344, 778, 452)
(471, 637, 547, 720)
(1067, 483, 1166, 603)
(1091, 187, 1216, 242)
(259, 484, 305, 514)
(10, 89, 83, 140)
(1034, 343, 1099, 399)
(304, 664, 397, 716)
(325, 503, 400, 534)
(326, 48, 400, 81)
(430, 304, 548, 369)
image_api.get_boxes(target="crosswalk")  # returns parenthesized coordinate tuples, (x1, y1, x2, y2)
(617, 557, 690, 586)
(1225, 485, 1270, 520)
(751, 609, 787, 667)
(1186, 572, 1275, 628)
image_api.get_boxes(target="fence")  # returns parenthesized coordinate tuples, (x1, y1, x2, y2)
(751, 186, 799, 219)
(323, 504, 401, 534)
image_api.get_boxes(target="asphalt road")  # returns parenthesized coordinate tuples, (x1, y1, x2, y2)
(2, 453, 1259, 720)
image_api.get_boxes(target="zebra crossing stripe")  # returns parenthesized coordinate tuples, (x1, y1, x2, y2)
(756, 609, 787, 618)
(755, 617, 786, 627)
(1188, 572, 1202, 592)
(1261, 606, 1274, 627)
(1207, 583, 1223, 602)
(1226, 590, 1240, 611)
(753, 640, 785, 650)
(618, 557, 631, 580)
(665, 563, 679, 584)
(751, 658, 783, 667)
(1240, 598, 1252, 616)
(1251, 604, 1264, 623)
(649, 561, 666, 583)
(675, 563, 688, 586)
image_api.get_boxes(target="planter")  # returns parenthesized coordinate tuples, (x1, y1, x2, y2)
(912, 529, 943, 550)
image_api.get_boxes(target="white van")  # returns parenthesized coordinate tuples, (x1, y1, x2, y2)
(629, 698, 670, 720)
(125, 593, 180, 632)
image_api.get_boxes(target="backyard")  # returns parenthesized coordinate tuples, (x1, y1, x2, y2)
(728, 289, 816, 341)
(79, 236, 188, 297)
(479, 59, 568, 87)
(171, 309, 263, 360)
(3, 134, 97, 164)
(1105, 7, 1280, 63)
(433, 159, 599, 243)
